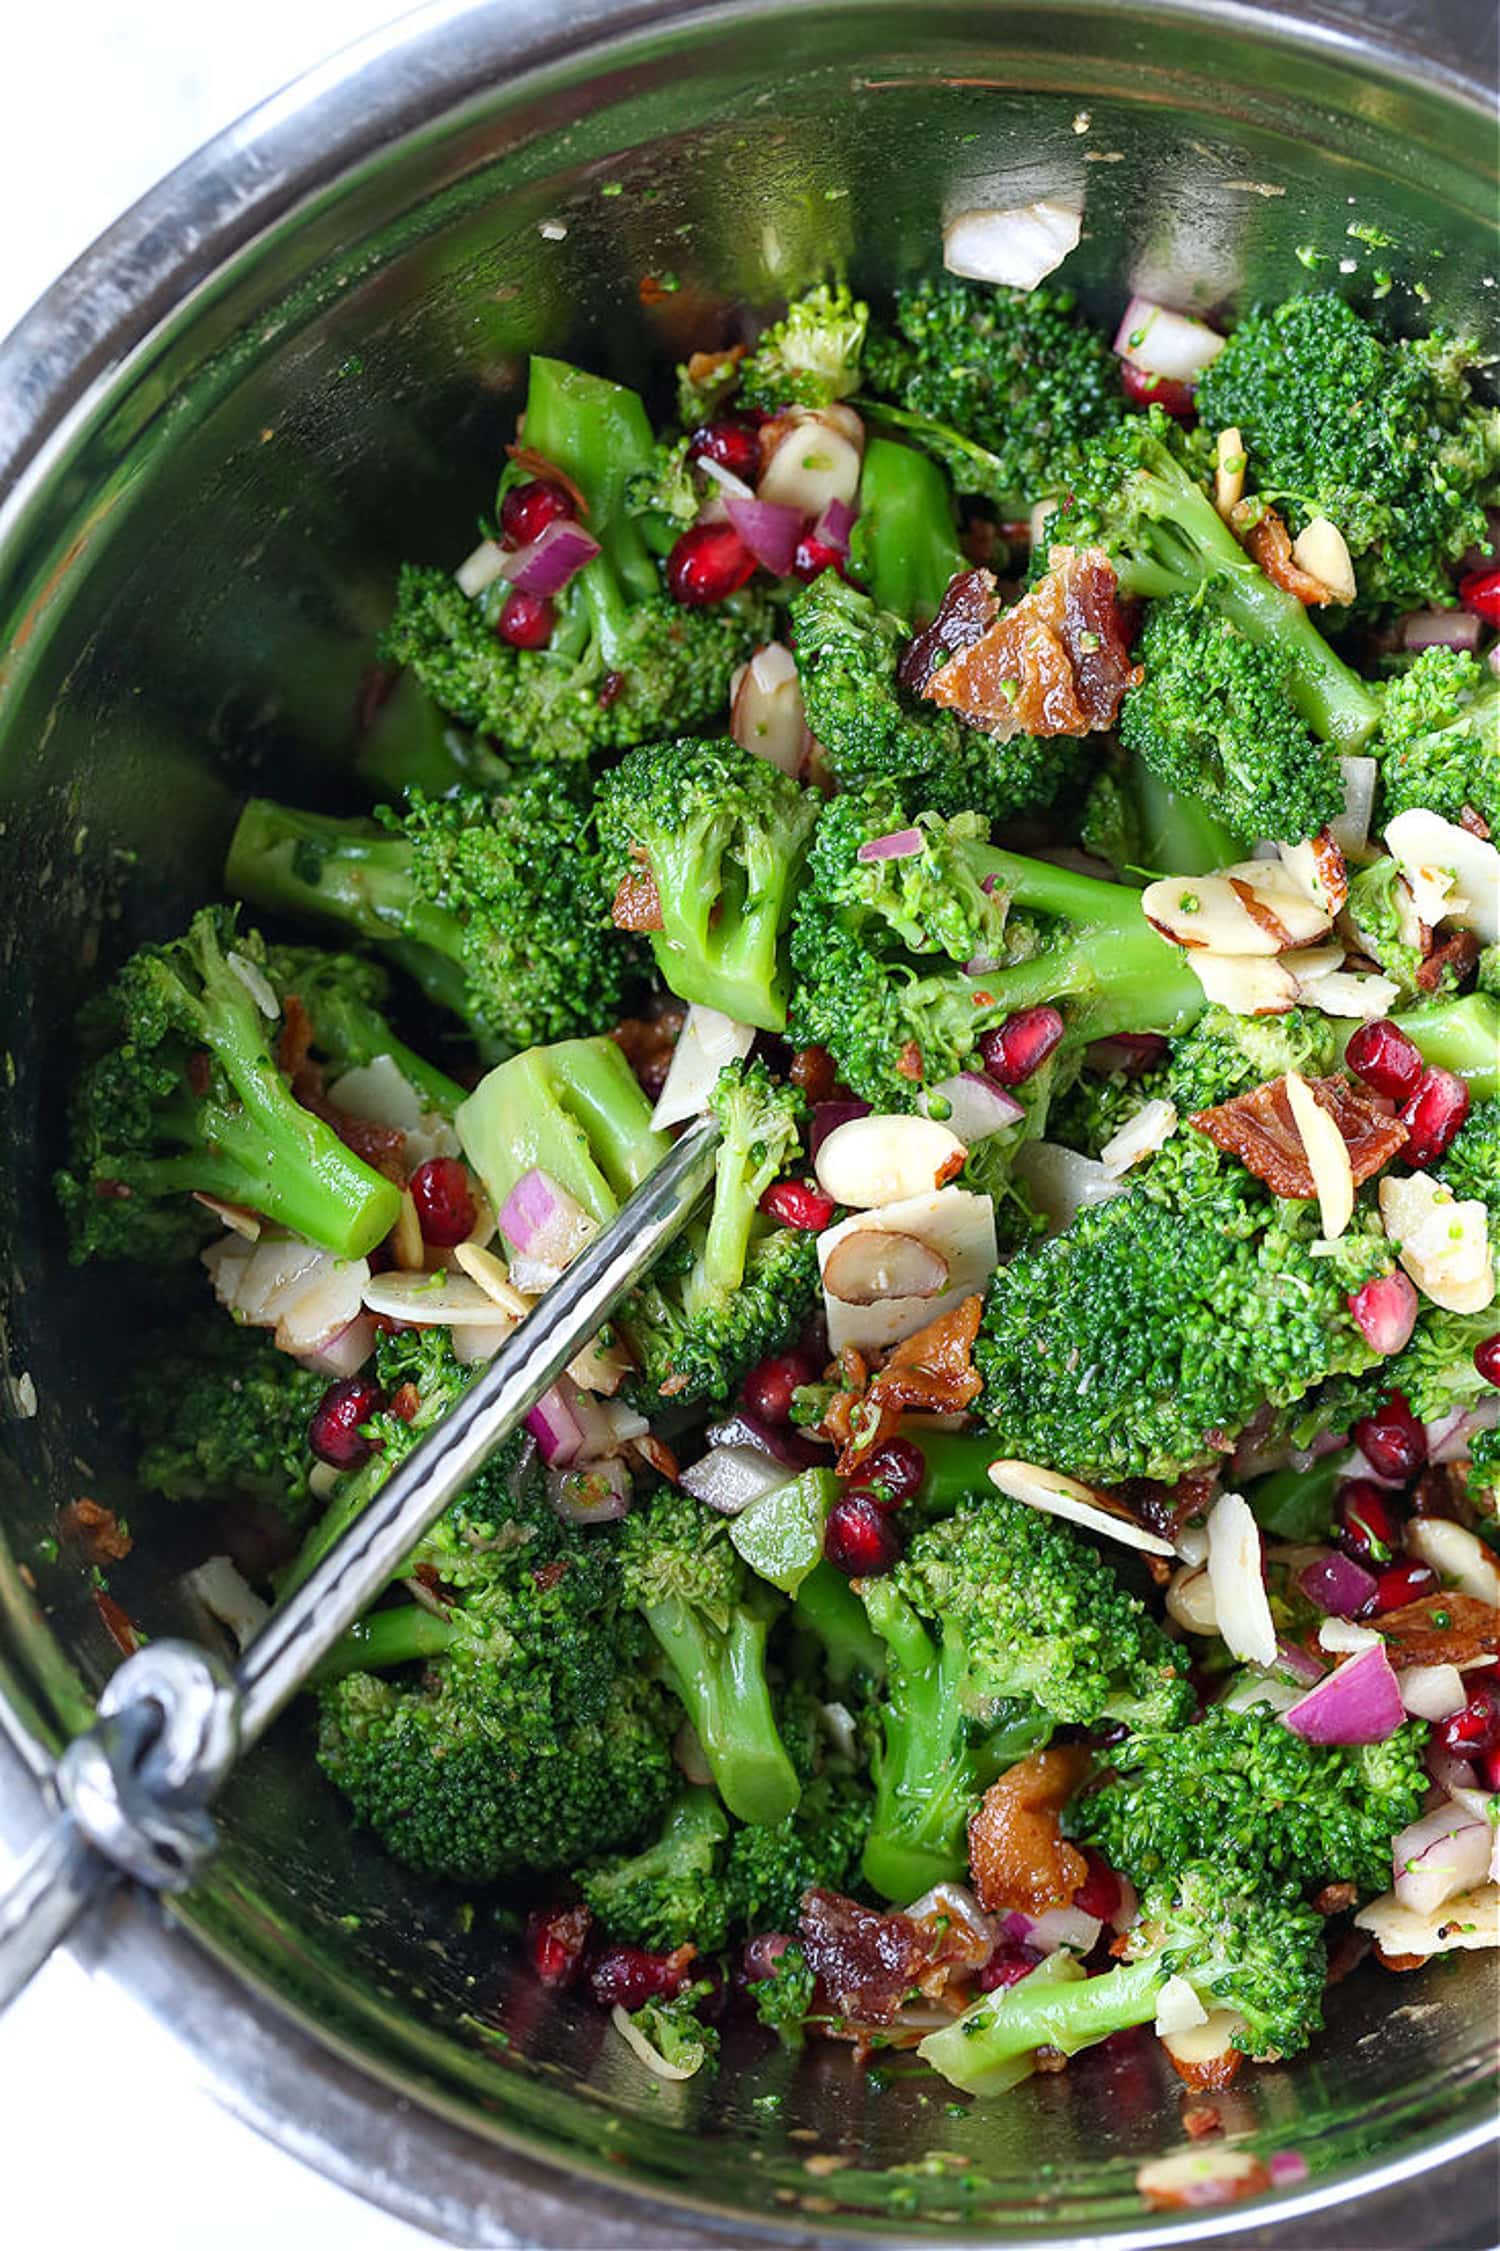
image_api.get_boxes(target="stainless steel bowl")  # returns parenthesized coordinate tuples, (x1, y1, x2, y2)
(0, 2, 1496, 2242)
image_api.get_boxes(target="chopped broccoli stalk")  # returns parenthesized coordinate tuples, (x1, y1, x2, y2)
(1081, 749, 1248, 882)
(1119, 596, 1346, 845)
(456, 1034, 670, 1237)
(133, 1327, 325, 1520)
(620, 1489, 801, 1826)
(1377, 645, 1499, 826)
(354, 666, 512, 804)
(848, 435, 966, 625)
(788, 785, 1205, 1108)
(919, 1867, 1328, 2092)
(596, 735, 820, 1030)
(312, 1598, 463, 1683)
(1196, 296, 1500, 617)
(738, 283, 869, 412)
(578, 1787, 733, 1950)
(264, 945, 465, 1116)
(695, 1060, 805, 1303)
(790, 1560, 889, 1690)
(1043, 411, 1378, 749)
(1344, 858, 1435, 1000)
(55, 908, 403, 1264)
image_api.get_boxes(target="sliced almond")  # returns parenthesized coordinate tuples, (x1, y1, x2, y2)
(1183, 952, 1299, 1015)
(817, 1187, 996, 1354)
(1165, 1562, 1219, 1635)
(1206, 1489, 1276, 1667)
(1278, 829, 1348, 915)
(363, 1270, 523, 1327)
(1154, 1974, 1209, 2037)
(274, 1258, 370, 1356)
(987, 1459, 1176, 1557)
(391, 1189, 425, 1273)
(758, 408, 863, 516)
(1214, 427, 1245, 516)
(1142, 861, 1332, 955)
(1290, 516, 1357, 605)
(1300, 968, 1402, 1020)
(815, 1113, 968, 1210)
(1283, 1070, 1354, 1239)
(1099, 1098, 1177, 1178)
(730, 642, 808, 777)
(1385, 809, 1499, 945)
(193, 1194, 262, 1242)
(1355, 1882, 1500, 1959)
(1404, 1517, 1500, 1607)
(1160, 2007, 1247, 2070)
(452, 1239, 532, 1317)
(821, 1230, 950, 1305)
(650, 1004, 756, 1131)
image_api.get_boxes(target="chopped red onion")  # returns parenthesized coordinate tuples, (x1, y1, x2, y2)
(1283, 1641, 1404, 1745)
(704, 1411, 810, 1470)
(1112, 296, 1225, 381)
(1426, 1739, 1494, 1821)
(813, 497, 858, 554)
(810, 1098, 871, 1158)
(679, 1444, 793, 1515)
(526, 1377, 586, 1467)
(1274, 1636, 1328, 1686)
(1268, 2152, 1310, 2190)
(1298, 1551, 1379, 1620)
(547, 1457, 633, 1525)
(997, 1905, 1102, 1955)
(1489, 643, 1500, 680)
(1399, 609, 1482, 652)
(1428, 1395, 1500, 1463)
(724, 494, 805, 578)
(296, 1313, 376, 1380)
(498, 1167, 597, 1268)
(856, 827, 925, 864)
(500, 516, 601, 596)
(922, 1072, 1025, 1142)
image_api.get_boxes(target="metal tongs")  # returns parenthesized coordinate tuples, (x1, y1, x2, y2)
(0, 1116, 721, 2014)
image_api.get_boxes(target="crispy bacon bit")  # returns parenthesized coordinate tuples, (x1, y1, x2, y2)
(921, 548, 1141, 740)
(1314, 1882, 1360, 1918)
(836, 1297, 983, 1475)
(1190, 1073, 1407, 1199)
(93, 1178, 133, 1201)
(1374, 1947, 1428, 1973)
(895, 1041, 924, 1082)
(1410, 1464, 1473, 1527)
(967, 1746, 1092, 1916)
(59, 1498, 132, 1565)
(610, 1005, 684, 1099)
(1167, 2049, 1243, 2094)
(789, 1045, 838, 1104)
(93, 1589, 138, 1655)
(611, 866, 664, 933)
(1231, 502, 1332, 606)
(1416, 928, 1481, 993)
(388, 1382, 421, 1423)
(1376, 1591, 1500, 1670)
(531, 1557, 570, 1591)
(1181, 2101, 1225, 2138)
(898, 567, 1000, 695)
(1459, 803, 1492, 841)
(1325, 1927, 1373, 1988)
(355, 662, 399, 737)
(186, 1049, 213, 1098)
(505, 443, 588, 516)
(797, 1887, 930, 2022)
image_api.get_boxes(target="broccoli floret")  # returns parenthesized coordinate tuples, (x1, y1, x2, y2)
(1196, 295, 1500, 616)
(227, 771, 636, 1054)
(596, 736, 820, 1030)
(1377, 645, 1500, 827)
(787, 784, 1204, 1109)
(748, 1943, 818, 2045)
(863, 280, 1125, 509)
(133, 1327, 325, 1520)
(619, 1487, 801, 1826)
(919, 1865, 1327, 2093)
(263, 945, 466, 1117)
(1072, 1703, 1429, 1897)
(1376, 1099, 1500, 1423)
(974, 1127, 1389, 1484)
(1079, 750, 1247, 884)
(381, 358, 770, 763)
(847, 435, 966, 627)
(737, 283, 869, 413)
(577, 1787, 734, 1950)
(1042, 410, 1378, 750)
(1166, 1006, 1346, 1113)
(54, 908, 402, 1264)
(1118, 597, 1345, 845)
(723, 1774, 873, 1934)
(1468, 1424, 1500, 1511)
(790, 573, 1084, 823)
(1344, 858, 1437, 1000)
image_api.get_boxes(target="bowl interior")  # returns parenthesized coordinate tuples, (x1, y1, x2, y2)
(0, 3, 1496, 2238)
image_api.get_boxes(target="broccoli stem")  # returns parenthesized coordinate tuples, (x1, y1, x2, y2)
(355, 669, 511, 804)
(791, 1560, 888, 1687)
(918, 1952, 1159, 2095)
(280, 1449, 391, 1598)
(1125, 758, 1248, 878)
(456, 1037, 671, 1236)
(850, 435, 965, 624)
(861, 400, 1016, 508)
(911, 1430, 1001, 1516)
(637, 1584, 801, 1827)
(280, 966, 466, 1118)
(857, 1575, 977, 1902)
(519, 358, 660, 604)
(312, 1601, 458, 1683)
(1382, 994, 1500, 1101)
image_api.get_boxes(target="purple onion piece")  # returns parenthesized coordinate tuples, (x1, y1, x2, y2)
(856, 827, 924, 864)
(809, 1098, 871, 1158)
(813, 497, 858, 553)
(703, 1410, 809, 1470)
(723, 493, 804, 578)
(1298, 1551, 1379, 1620)
(499, 516, 601, 596)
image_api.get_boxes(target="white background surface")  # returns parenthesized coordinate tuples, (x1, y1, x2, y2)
(0, 21, 469, 2247)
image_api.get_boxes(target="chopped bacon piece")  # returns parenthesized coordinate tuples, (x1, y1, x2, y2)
(895, 1041, 924, 1082)
(610, 1005, 684, 1099)
(1376, 1591, 1500, 1670)
(1181, 2100, 1226, 2137)
(967, 1746, 1092, 1916)
(1459, 804, 1492, 841)
(1314, 1883, 1359, 1918)
(797, 1887, 930, 2022)
(611, 866, 664, 933)
(1190, 1073, 1407, 1199)
(1416, 928, 1480, 994)
(1231, 502, 1332, 605)
(94, 1590, 139, 1656)
(59, 1498, 132, 1565)
(186, 1049, 213, 1098)
(505, 443, 588, 517)
(921, 547, 1141, 739)
(835, 1297, 983, 1475)
(897, 567, 1000, 695)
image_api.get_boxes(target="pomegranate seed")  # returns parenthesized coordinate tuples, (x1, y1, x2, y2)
(1073, 1848, 1122, 1925)
(978, 1943, 1044, 1991)
(742, 1351, 814, 1427)
(1346, 1271, 1419, 1358)
(1457, 564, 1500, 628)
(1400, 1068, 1470, 1167)
(500, 478, 574, 547)
(1344, 1018, 1424, 1102)
(527, 1903, 592, 1985)
(853, 1437, 927, 1509)
(759, 1178, 836, 1231)
(1475, 1336, 1500, 1386)
(689, 420, 761, 481)
(824, 1492, 903, 1578)
(1351, 1392, 1427, 1482)
(666, 520, 757, 605)
(587, 1945, 687, 2011)
(1120, 362, 1197, 419)
(408, 1157, 476, 1246)
(1364, 1558, 1437, 1615)
(597, 668, 627, 708)
(793, 533, 847, 583)
(496, 589, 556, 649)
(308, 1376, 385, 1470)
(1440, 1692, 1500, 1758)
(1336, 1478, 1403, 1566)
(979, 1006, 1066, 1088)
(1478, 1744, 1500, 1793)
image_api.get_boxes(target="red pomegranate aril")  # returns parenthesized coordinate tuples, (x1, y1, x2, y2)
(527, 1902, 592, 1985)
(824, 1492, 904, 1578)
(1344, 1018, 1424, 1102)
(793, 533, 847, 583)
(666, 520, 758, 605)
(1477, 1744, 1500, 1793)
(1438, 1691, 1500, 1759)
(500, 477, 574, 547)
(1351, 1392, 1427, 1483)
(689, 419, 762, 481)
(1073, 1848, 1123, 1925)
(1336, 1478, 1404, 1567)
(1120, 362, 1197, 419)
(308, 1375, 385, 1470)
(1346, 1271, 1420, 1359)
(855, 1436, 928, 1509)
(979, 1006, 1066, 1088)
(409, 1156, 477, 1247)
(742, 1931, 793, 1983)
(978, 1942, 1044, 1991)
(1364, 1558, 1438, 1615)
(1475, 1335, 1500, 1386)
(496, 588, 556, 649)
(1400, 1068, 1470, 1168)
(759, 1178, 836, 1232)
(587, 1945, 687, 2011)
(1457, 564, 1500, 628)
(742, 1351, 812, 1427)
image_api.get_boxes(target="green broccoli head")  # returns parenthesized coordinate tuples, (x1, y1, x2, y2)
(133, 1326, 326, 1521)
(1377, 645, 1500, 828)
(1344, 857, 1445, 1001)
(1196, 295, 1500, 616)
(738, 283, 869, 413)
(577, 1787, 734, 1951)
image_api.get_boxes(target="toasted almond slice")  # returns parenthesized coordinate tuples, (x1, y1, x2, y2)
(1137, 2149, 1270, 2210)
(1160, 2008, 1247, 2069)
(815, 1113, 968, 1209)
(1290, 515, 1357, 604)
(1354, 1882, 1500, 1959)
(822, 1230, 950, 1305)
(193, 1194, 262, 1242)
(363, 1269, 523, 1327)
(987, 1459, 1176, 1557)
(1099, 1098, 1177, 1178)
(650, 1004, 757, 1131)
(1280, 942, 1346, 987)
(1183, 952, 1299, 1014)
(1165, 1562, 1219, 1635)
(817, 1188, 996, 1354)
(1214, 427, 1245, 516)
(1283, 1070, 1354, 1239)
(1223, 856, 1339, 946)
(1206, 1489, 1276, 1666)
(274, 1258, 369, 1356)
(1405, 1517, 1500, 1607)
(1300, 968, 1402, 1020)
(391, 1189, 425, 1273)
(1385, 809, 1499, 945)
(730, 643, 807, 777)
(1142, 873, 1279, 954)
(452, 1240, 532, 1317)
(1278, 829, 1348, 916)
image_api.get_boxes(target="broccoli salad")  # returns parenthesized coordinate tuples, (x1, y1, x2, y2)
(56, 275, 1500, 2123)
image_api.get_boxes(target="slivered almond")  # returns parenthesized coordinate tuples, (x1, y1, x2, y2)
(392, 1190, 425, 1273)
(453, 1239, 531, 1317)
(1300, 968, 1402, 1020)
(1205, 1490, 1276, 1666)
(987, 1459, 1175, 1556)
(1404, 1518, 1500, 1607)
(1183, 953, 1300, 1014)
(1284, 1070, 1354, 1239)
(1160, 2008, 1248, 2076)
(363, 1270, 521, 1327)
(1290, 516, 1357, 604)
(1385, 809, 1499, 945)
(1100, 1098, 1177, 1177)
(1214, 427, 1245, 516)
(1278, 829, 1348, 915)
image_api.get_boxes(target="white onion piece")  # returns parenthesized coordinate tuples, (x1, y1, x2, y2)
(1012, 1141, 1127, 1230)
(498, 1168, 597, 1268)
(1113, 296, 1225, 380)
(679, 1445, 790, 1516)
(296, 1313, 376, 1379)
(1330, 757, 1379, 856)
(451, 1324, 505, 1366)
(1392, 1804, 1494, 1917)
(1206, 1490, 1276, 1667)
(1405, 1516, 1500, 1605)
(944, 199, 1083, 289)
(1154, 1974, 1209, 2037)
(1023, 1904, 1103, 1956)
(650, 1005, 757, 1131)
(1430, 1396, 1500, 1463)
(758, 408, 863, 517)
(1318, 1616, 1384, 1656)
(1399, 1664, 1469, 1721)
(1220, 1675, 1302, 1715)
(920, 1073, 1025, 1141)
(181, 1556, 270, 1652)
(730, 643, 807, 776)
(817, 1187, 996, 1353)
(815, 1113, 967, 1210)
(989, 1459, 1175, 1557)
(455, 538, 509, 597)
(547, 1457, 633, 1526)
